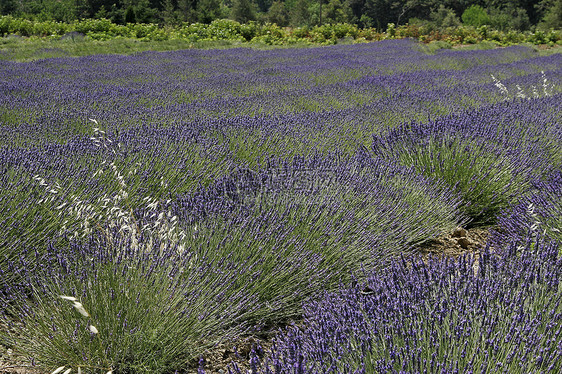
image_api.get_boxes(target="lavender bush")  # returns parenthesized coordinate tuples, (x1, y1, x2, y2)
(1, 235, 259, 374)
(159, 151, 466, 322)
(371, 93, 561, 225)
(491, 170, 562, 249)
(1, 128, 465, 371)
(237, 237, 562, 373)
(1, 41, 559, 153)
(0, 126, 234, 292)
(0, 132, 259, 372)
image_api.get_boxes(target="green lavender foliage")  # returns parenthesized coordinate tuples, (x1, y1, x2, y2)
(1, 232, 257, 373)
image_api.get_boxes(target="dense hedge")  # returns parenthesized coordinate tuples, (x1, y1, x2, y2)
(0, 16, 560, 46)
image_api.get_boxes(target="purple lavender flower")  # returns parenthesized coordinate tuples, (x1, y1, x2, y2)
(237, 237, 562, 373)
(492, 170, 562, 249)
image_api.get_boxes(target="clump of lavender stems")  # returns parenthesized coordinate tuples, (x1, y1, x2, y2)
(235, 236, 562, 373)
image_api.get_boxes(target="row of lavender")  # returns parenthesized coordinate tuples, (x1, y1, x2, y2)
(236, 237, 562, 373)
(232, 172, 562, 373)
(0, 40, 561, 373)
(0, 41, 559, 150)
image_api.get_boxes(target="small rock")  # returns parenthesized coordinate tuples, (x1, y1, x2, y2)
(238, 344, 251, 357)
(220, 348, 229, 359)
(457, 237, 471, 249)
(452, 227, 467, 238)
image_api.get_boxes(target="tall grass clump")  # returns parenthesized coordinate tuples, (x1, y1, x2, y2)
(236, 237, 562, 373)
(377, 131, 531, 225)
(371, 109, 560, 226)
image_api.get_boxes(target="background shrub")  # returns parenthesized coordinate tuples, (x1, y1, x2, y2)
(462, 5, 490, 27)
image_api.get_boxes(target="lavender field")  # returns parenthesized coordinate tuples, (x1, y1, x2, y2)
(0, 39, 561, 373)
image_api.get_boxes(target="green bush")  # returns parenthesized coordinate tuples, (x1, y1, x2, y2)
(0, 15, 559, 50)
(251, 23, 287, 45)
(240, 20, 259, 41)
(449, 25, 478, 44)
(207, 19, 244, 41)
(503, 29, 526, 44)
(178, 22, 210, 41)
(292, 26, 309, 38)
(487, 6, 530, 31)
(327, 23, 359, 39)
(526, 29, 560, 45)
(85, 31, 113, 41)
(462, 5, 490, 27)
(429, 5, 461, 28)
(357, 27, 383, 41)
(31, 20, 68, 36)
(74, 18, 114, 34)
(0, 16, 35, 36)
(127, 23, 160, 39)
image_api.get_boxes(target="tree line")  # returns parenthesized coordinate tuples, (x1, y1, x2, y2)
(0, 0, 560, 30)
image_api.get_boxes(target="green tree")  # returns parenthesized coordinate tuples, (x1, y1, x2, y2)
(348, 0, 365, 24)
(323, 0, 352, 23)
(124, 5, 136, 22)
(160, 0, 179, 24)
(132, 0, 158, 23)
(487, 5, 530, 31)
(430, 4, 461, 28)
(267, 0, 289, 25)
(75, 0, 119, 19)
(75, 0, 92, 19)
(290, 0, 311, 26)
(482, 0, 540, 24)
(395, 0, 418, 25)
(107, 4, 125, 24)
(231, 0, 256, 22)
(177, 0, 198, 23)
(198, 0, 221, 23)
(462, 4, 490, 26)
(0, 0, 18, 15)
(8, 0, 78, 21)
(538, 0, 562, 29)
(256, 0, 273, 12)
(94, 4, 109, 17)
(363, 0, 396, 30)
